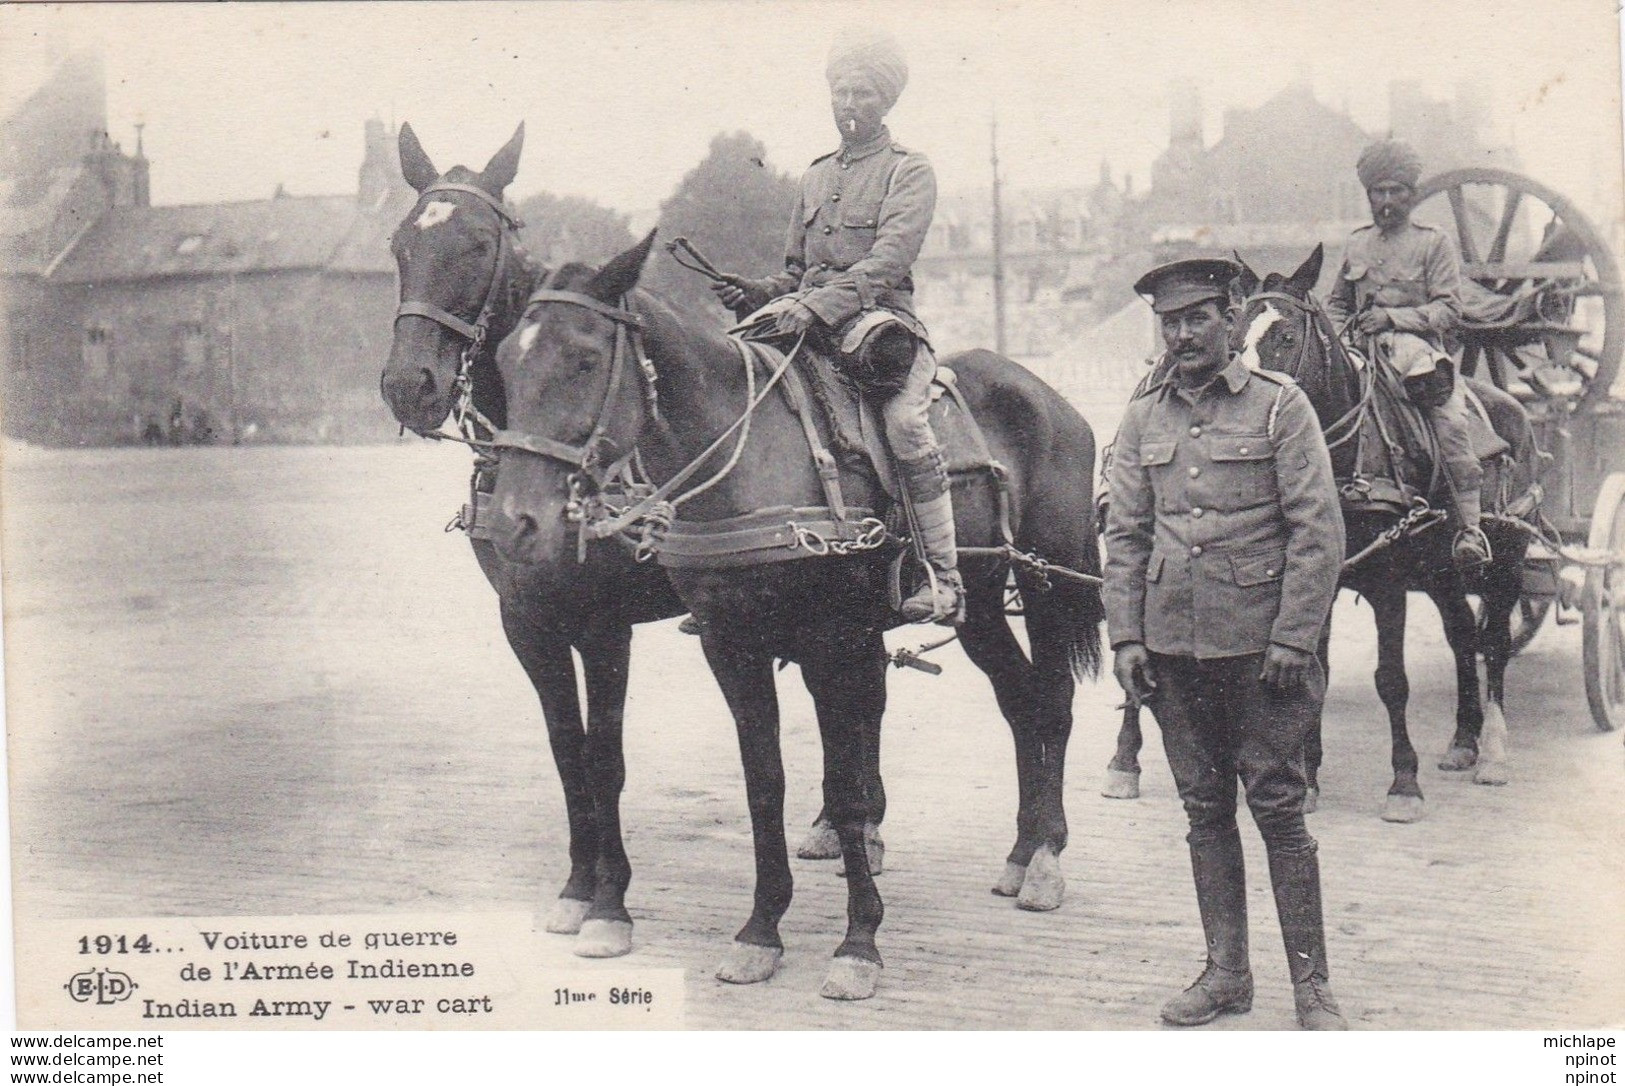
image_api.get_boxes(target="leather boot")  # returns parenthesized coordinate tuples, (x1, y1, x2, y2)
(898, 454, 965, 625)
(1161, 831, 1254, 1026)
(1267, 845, 1348, 1030)
(1443, 457, 1491, 571)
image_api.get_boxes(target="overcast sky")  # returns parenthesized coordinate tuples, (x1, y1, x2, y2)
(3, 1, 1622, 227)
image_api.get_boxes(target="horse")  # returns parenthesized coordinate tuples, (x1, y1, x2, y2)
(1106, 246, 1538, 823)
(487, 231, 1104, 999)
(379, 122, 686, 959)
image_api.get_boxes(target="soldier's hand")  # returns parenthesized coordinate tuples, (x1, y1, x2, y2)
(775, 301, 818, 337)
(709, 276, 772, 316)
(1356, 307, 1393, 336)
(1113, 644, 1157, 705)
(1260, 643, 1314, 692)
(710, 279, 748, 309)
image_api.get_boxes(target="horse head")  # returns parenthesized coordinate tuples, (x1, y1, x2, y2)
(381, 121, 527, 435)
(1232, 245, 1359, 430)
(491, 231, 660, 566)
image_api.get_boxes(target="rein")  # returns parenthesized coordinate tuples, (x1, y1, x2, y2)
(393, 180, 524, 442)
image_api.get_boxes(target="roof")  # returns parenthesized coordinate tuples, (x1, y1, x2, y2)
(49, 194, 362, 283)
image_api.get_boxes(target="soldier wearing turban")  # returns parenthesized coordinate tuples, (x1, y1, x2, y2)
(713, 30, 964, 624)
(1328, 139, 1490, 570)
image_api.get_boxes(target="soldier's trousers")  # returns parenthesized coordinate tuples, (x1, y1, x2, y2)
(1430, 382, 1484, 521)
(881, 343, 942, 464)
(1148, 651, 1325, 856)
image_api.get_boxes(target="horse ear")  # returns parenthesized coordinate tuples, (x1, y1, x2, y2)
(398, 122, 439, 192)
(480, 122, 525, 195)
(1232, 251, 1260, 301)
(586, 229, 658, 303)
(1289, 244, 1325, 295)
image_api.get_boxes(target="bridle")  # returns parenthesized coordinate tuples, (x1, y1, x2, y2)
(392, 180, 524, 441)
(489, 288, 654, 505)
(492, 284, 804, 562)
(1243, 289, 1370, 452)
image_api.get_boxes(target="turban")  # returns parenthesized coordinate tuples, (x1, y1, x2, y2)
(826, 29, 908, 112)
(1356, 139, 1424, 190)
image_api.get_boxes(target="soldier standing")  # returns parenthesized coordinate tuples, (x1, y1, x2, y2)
(711, 29, 962, 624)
(1103, 259, 1349, 1030)
(1326, 138, 1490, 569)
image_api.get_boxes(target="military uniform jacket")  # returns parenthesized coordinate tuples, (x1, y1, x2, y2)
(765, 125, 934, 334)
(1326, 220, 1464, 348)
(1103, 356, 1344, 659)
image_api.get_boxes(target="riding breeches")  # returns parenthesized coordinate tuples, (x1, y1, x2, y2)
(881, 343, 943, 464)
(1429, 382, 1484, 519)
(1148, 651, 1325, 857)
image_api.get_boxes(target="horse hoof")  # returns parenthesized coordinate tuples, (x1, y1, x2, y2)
(1381, 795, 1425, 823)
(545, 897, 591, 935)
(574, 919, 633, 959)
(1016, 846, 1065, 912)
(1303, 786, 1320, 815)
(796, 819, 841, 860)
(991, 862, 1026, 897)
(1101, 768, 1141, 799)
(715, 942, 783, 985)
(820, 956, 881, 1001)
(1473, 762, 1508, 786)
(1438, 747, 1478, 772)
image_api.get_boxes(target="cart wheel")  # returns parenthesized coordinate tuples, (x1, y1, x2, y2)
(1415, 168, 1623, 407)
(1582, 472, 1625, 730)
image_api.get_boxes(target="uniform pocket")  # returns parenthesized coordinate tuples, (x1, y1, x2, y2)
(836, 210, 879, 266)
(1374, 278, 1427, 308)
(1208, 435, 1271, 462)
(1231, 547, 1287, 586)
(1139, 440, 1176, 466)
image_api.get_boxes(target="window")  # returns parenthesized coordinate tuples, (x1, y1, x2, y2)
(82, 325, 112, 381)
(178, 321, 206, 374)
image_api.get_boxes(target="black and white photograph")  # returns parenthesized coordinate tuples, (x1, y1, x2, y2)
(1, 0, 1621, 1058)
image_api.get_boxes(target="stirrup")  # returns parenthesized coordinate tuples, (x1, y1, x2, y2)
(900, 566, 965, 626)
(1452, 526, 1492, 570)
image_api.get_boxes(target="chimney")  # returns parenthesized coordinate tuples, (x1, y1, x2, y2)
(357, 117, 400, 208)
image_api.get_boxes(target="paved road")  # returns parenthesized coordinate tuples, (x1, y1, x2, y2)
(4, 443, 1622, 1029)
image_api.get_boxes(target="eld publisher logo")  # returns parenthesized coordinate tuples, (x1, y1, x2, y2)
(64, 969, 138, 1005)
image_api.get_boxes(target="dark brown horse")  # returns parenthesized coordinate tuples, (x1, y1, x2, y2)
(488, 232, 1103, 999)
(1108, 247, 1539, 822)
(380, 123, 685, 958)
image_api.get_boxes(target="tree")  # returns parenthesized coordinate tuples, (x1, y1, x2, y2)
(645, 131, 799, 318)
(514, 192, 636, 269)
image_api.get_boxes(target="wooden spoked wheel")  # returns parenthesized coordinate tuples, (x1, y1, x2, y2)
(1582, 472, 1625, 731)
(1415, 168, 1623, 409)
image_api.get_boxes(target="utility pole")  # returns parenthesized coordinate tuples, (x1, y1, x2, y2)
(990, 113, 1008, 357)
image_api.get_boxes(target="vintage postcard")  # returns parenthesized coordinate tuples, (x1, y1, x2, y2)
(1, 0, 1621, 1044)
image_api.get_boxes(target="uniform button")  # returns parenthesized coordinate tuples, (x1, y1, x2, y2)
(818, 262, 829, 270)
(1188, 466, 1201, 478)
(1265, 568, 1277, 576)
(822, 225, 833, 235)
(832, 193, 841, 202)
(1190, 545, 1203, 557)
(841, 162, 851, 170)
(1191, 507, 1204, 518)
(1238, 445, 1250, 454)
(1189, 425, 1202, 437)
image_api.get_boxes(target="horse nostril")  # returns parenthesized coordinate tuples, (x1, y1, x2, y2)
(418, 368, 437, 398)
(513, 512, 539, 543)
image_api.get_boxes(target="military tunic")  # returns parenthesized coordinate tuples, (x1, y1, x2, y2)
(1103, 355, 1344, 660)
(1325, 220, 1463, 377)
(764, 125, 934, 334)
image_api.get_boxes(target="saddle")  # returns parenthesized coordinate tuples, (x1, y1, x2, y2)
(1345, 355, 1521, 517)
(654, 318, 1009, 578)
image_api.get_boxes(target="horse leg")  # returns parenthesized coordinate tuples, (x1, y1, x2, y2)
(800, 631, 889, 1000)
(1472, 569, 1518, 786)
(1012, 590, 1081, 912)
(499, 601, 596, 934)
(571, 619, 636, 958)
(1102, 703, 1144, 799)
(797, 722, 884, 867)
(701, 636, 792, 986)
(1430, 584, 1486, 773)
(1369, 582, 1424, 822)
(957, 581, 1048, 902)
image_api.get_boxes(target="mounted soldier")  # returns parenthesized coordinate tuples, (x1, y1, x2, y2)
(1326, 138, 1492, 571)
(711, 29, 962, 625)
(1104, 258, 1349, 1030)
